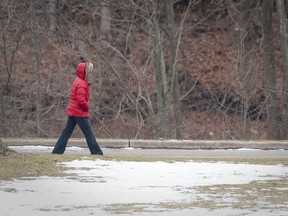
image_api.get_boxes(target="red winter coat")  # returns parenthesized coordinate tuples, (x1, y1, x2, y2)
(66, 63, 90, 118)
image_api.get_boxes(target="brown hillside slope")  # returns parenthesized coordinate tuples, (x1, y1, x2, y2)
(0, 1, 282, 139)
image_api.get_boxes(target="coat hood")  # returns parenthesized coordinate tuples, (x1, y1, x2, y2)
(76, 63, 86, 80)
(76, 62, 94, 83)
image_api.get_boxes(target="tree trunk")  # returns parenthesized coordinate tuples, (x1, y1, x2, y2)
(149, 13, 170, 139)
(100, 1, 112, 40)
(0, 7, 24, 136)
(0, 95, 5, 136)
(31, 3, 43, 138)
(49, 0, 57, 33)
(0, 139, 7, 155)
(0, 139, 14, 155)
(277, 0, 288, 139)
(165, 0, 183, 139)
(239, 0, 257, 138)
(263, 0, 280, 139)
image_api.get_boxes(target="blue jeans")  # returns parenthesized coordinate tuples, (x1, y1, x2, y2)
(52, 116, 103, 155)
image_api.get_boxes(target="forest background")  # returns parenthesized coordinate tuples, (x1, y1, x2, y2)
(1, 0, 288, 141)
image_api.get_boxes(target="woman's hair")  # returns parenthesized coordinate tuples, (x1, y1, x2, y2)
(85, 62, 94, 83)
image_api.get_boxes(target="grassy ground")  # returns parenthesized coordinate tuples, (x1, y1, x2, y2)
(1, 152, 288, 213)
(1, 152, 288, 180)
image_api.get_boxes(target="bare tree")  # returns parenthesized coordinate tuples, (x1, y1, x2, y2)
(49, 0, 57, 34)
(95, 0, 171, 138)
(0, 1, 25, 136)
(30, 1, 44, 137)
(0, 139, 14, 155)
(100, 0, 112, 39)
(1, 0, 280, 140)
(0, 139, 8, 155)
(277, 0, 288, 139)
(165, 0, 183, 139)
(262, 0, 280, 139)
(148, 5, 170, 139)
(238, 0, 258, 138)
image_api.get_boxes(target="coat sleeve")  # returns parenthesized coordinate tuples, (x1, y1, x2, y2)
(76, 85, 90, 111)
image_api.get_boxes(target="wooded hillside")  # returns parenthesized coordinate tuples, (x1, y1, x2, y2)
(0, 0, 286, 140)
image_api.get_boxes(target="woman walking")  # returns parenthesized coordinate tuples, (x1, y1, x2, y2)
(52, 62, 103, 155)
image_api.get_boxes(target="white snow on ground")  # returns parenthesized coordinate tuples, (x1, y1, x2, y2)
(9, 145, 89, 154)
(61, 159, 288, 186)
(1, 158, 288, 216)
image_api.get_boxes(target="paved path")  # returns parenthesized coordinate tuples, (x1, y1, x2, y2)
(4, 138, 288, 158)
(9, 145, 288, 158)
(103, 148, 288, 157)
(3, 138, 288, 150)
